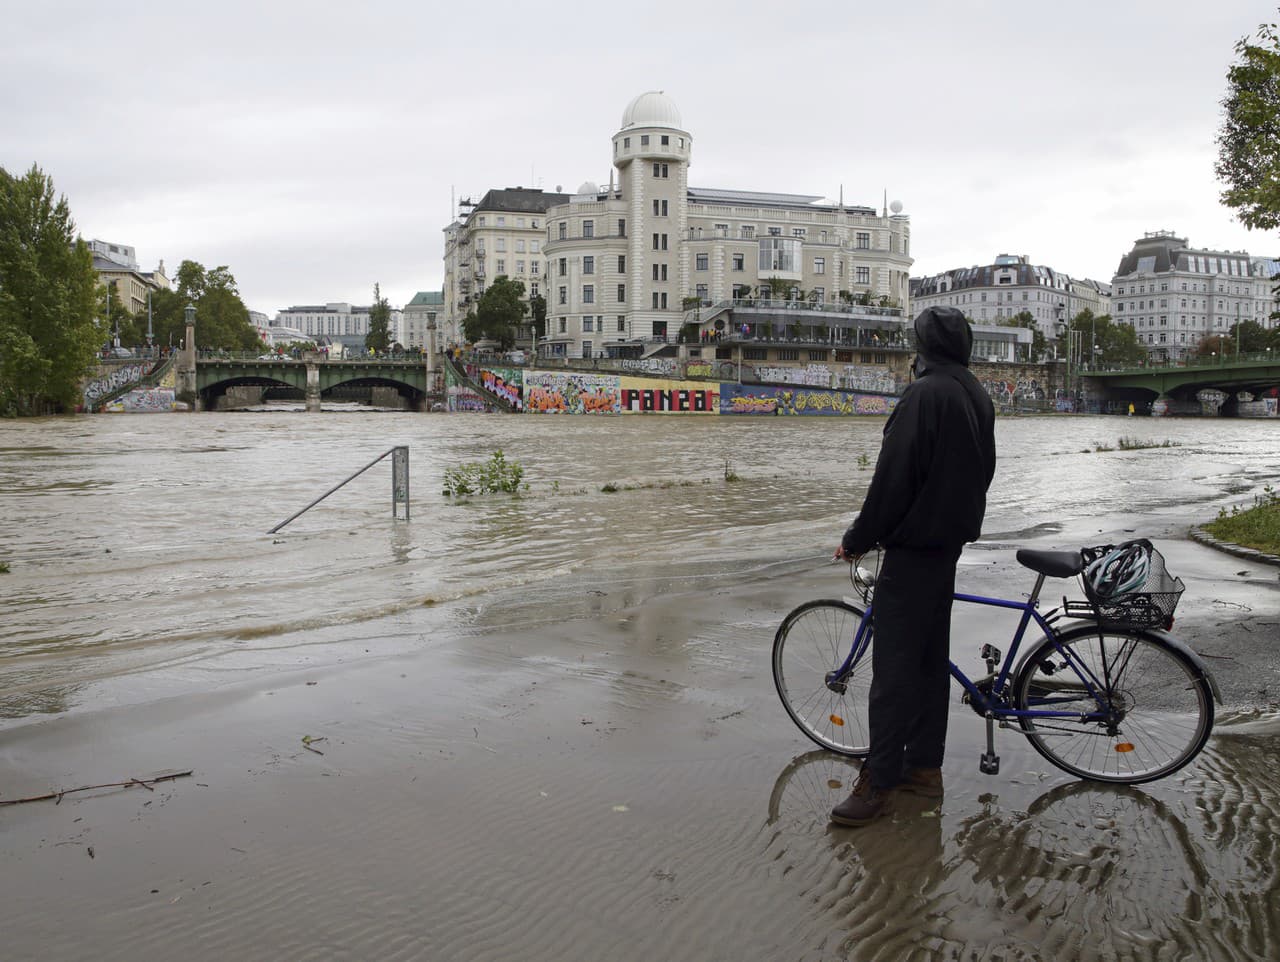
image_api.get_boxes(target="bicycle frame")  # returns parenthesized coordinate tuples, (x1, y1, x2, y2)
(839, 573, 1118, 725)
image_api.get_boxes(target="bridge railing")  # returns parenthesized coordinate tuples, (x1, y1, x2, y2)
(198, 350, 428, 362)
(1083, 349, 1278, 376)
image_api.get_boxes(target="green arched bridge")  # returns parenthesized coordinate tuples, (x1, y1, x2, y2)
(1084, 353, 1279, 414)
(194, 356, 438, 411)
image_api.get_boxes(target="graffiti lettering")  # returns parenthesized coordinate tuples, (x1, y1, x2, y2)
(620, 388, 717, 413)
(84, 362, 150, 405)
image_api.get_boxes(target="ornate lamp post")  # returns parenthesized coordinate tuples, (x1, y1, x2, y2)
(184, 303, 196, 355)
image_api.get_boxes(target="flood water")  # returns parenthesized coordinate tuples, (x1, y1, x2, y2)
(0, 410, 1276, 718)
(2, 410, 1280, 960)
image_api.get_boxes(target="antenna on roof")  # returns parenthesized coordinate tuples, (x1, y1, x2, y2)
(839, 184, 843, 208)
(882, 189, 888, 217)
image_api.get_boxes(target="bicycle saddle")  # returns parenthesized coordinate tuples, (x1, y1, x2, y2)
(1015, 548, 1084, 578)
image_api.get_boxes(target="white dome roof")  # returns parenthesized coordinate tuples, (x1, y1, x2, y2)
(577, 180, 600, 195)
(620, 90, 682, 130)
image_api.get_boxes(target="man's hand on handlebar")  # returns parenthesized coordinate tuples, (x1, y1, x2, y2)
(833, 546, 862, 564)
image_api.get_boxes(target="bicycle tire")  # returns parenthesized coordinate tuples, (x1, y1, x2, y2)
(772, 599, 872, 757)
(1012, 624, 1213, 784)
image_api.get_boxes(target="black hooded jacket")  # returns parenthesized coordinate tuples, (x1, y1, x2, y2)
(841, 306, 996, 555)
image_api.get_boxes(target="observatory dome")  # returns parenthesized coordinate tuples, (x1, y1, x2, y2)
(620, 91, 682, 130)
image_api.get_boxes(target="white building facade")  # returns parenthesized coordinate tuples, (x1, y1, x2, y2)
(1111, 231, 1276, 362)
(539, 92, 914, 359)
(401, 291, 443, 350)
(911, 254, 1111, 346)
(274, 302, 404, 343)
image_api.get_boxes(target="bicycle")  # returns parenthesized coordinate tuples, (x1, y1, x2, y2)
(772, 544, 1221, 784)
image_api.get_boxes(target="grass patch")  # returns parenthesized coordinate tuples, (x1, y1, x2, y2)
(1204, 486, 1280, 555)
(0, 561, 9, 574)
(601, 479, 697, 494)
(1117, 437, 1182, 451)
(723, 460, 741, 483)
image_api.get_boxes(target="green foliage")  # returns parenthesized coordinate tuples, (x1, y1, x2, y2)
(723, 459, 741, 482)
(366, 282, 392, 353)
(0, 561, 8, 574)
(529, 293, 547, 341)
(1205, 485, 1280, 554)
(462, 275, 526, 349)
(1117, 437, 1181, 450)
(442, 449, 525, 497)
(0, 164, 101, 415)
(173, 260, 260, 351)
(1215, 15, 1280, 232)
(1058, 310, 1146, 367)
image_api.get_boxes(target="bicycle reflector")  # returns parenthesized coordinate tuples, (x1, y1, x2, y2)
(829, 714, 845, 727)
(1115, 742, 1135, 753)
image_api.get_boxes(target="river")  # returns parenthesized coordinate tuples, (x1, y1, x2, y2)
(0, 410, 1277, 722)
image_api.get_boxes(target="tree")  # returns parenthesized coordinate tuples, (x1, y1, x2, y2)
(0, 164, 101, 415)
(1215, 13, 1280, 231)
(173, 260, 259, 351)
(462, 275, 526, 349)
(366, 282, 391, 353)
(528, 293, 547, 342)
(1229, 318, 1271, 353)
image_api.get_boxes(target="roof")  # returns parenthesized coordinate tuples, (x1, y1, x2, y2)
(406, 291, 444, 308)
(471, 187, 573, 216)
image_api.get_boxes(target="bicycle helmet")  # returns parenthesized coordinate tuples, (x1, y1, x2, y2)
(1084, 541, 1151, 601)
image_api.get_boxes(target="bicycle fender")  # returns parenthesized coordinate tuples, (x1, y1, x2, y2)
(1143, 627, 1223, 705)
(1042, 622, 1223, 706)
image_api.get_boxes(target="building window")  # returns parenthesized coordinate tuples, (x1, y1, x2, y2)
(583, 256, 594, 275)
(559, 318, 566, 333)
(617, 255, 626, 272)
(661, 292, 668, 309)
(623, 137, 630, 148)
(641, 135, 649, 146)
(531, 262, 539, 275)
(496, 259, 505, 273)
(617, 316, 626, 332)
(768, 227, 782, 236)
(741, 225, 755, 238)
(559, 286, 567, 305)
(617, 284, 626, 302)
(661, 134, 669, 145)
(696, 283, 708, 302)
(696, 253, 709, 271)
(477, 216, 486, 226)
(660, 233, 668, 250)
(652, 162, 669, 178)
(582, 220, 594, 239)
(652, 292, 659, 309)
(558, 223, 566, 240)
(778, 349, 799, 361)
(583, 285, 594, 304)
(496, 239, 506, 252)
(559, 258, 567, 277)
(653, 233, 660, 250)
(856, 266, 870, 284)
(856, 232, 870, 249)
(583, 316, 594, 332)
(516, 260, 525, 273)
(814, 257, 825, 275)
(792, 228, 806, 237)
(758, 236, 800, 273)
(530, 283, 539, 296)
(732, 253, 744, 271)
(652, 199, 669, 216)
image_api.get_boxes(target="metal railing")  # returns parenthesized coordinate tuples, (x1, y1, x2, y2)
(269, 446, 409, 533)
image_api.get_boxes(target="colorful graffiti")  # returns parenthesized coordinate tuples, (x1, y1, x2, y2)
(524, 371, 621, 414)
(617, 377, 718, 414)
(981, 378, 1047, 403)
(619, 357, 678, 377)
(684, 362, 714, 378)
(719, 384, 897, 417)
(478, 367, 523, 410)
(104, 388, 177, 413)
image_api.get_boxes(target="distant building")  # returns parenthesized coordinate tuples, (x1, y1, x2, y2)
(274, 302, 404, 346)
(538, 91, 913, 360)
(910, 254, 1111, 346)
(401, 291, 444, 350)
(88, 238, 170, 316)
(443, 187, 572, 348)
(1111, 231, 1276, 362)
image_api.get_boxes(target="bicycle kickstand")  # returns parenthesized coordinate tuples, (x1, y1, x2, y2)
(980, 712, 1000, 775)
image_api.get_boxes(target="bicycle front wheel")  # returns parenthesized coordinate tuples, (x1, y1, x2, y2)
(772, 599, 872, 756)
(1013, 625, 1214, 784)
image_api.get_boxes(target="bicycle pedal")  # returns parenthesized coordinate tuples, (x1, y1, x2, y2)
(980, 753, 1000, 775)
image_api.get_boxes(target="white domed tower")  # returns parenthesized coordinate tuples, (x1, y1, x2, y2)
(612, 91, 692, 343)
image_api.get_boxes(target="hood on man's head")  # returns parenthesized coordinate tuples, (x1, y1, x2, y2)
(913, 306, 973, 367)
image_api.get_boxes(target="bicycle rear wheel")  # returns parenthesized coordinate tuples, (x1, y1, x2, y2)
(1013, 624, 1213, 784)
(772, 599, 872, 756)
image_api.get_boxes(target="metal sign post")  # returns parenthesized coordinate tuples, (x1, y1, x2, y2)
(392, 445, 410, 520)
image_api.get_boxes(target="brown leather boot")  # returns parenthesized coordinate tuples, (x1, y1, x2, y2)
(899, 767, 943, 799)
(830, 769, 893, 827)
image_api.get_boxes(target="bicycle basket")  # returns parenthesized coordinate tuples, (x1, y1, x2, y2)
(1079, 539, 1184, 628)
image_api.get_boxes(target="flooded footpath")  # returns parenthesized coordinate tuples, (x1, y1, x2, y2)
(0, 412, 1277, 959)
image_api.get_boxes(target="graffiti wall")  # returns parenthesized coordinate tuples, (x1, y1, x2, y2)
(477, 366, 523, 410)
(83, 362, 150, 406)
(524, 371, 621, 414)
(445, 363, 492, 412)
(617, 377, 718, 414)
(720, 384, 898, 416)
(618, 357, 679, 377)
(752, 363, 901, 394)
(104, 387, 177, 413)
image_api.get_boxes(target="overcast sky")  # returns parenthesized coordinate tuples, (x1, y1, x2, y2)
(3, 1, 1275, 316)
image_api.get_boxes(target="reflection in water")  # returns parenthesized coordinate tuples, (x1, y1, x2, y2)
(763, 734, 1280, 961)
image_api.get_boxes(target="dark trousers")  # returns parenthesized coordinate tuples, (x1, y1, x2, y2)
(866, 545, 962, 789)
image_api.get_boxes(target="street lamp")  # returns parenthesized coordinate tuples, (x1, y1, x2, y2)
(184, 303, 196, 354)
(108, 280, 119, 348)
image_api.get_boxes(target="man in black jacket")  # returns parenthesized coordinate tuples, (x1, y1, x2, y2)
(831, 305, 996, 826)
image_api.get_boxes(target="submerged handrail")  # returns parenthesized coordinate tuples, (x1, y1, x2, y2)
(269, 446, 408, 533)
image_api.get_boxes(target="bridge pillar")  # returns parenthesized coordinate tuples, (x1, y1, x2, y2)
(305, 360, 322, 413)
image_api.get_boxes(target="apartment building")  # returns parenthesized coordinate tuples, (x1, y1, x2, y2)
(1111, 231, 1276, 362)
(275, 302, 404, 345)
(911, 254, 1111, 343)
(88, 238, 170, 316)
(402, 291, 444, 350)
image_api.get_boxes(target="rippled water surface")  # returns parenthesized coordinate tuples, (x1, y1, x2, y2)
(0, 411, 1276, 716)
